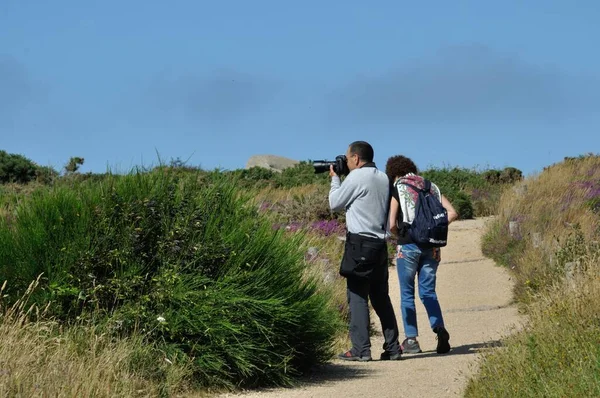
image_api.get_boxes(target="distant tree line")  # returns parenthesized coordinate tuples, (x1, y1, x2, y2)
(0, 150, 85, 184)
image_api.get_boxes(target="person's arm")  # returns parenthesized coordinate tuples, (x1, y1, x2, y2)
(329, 166, 359, 212)
(388, 196, 400, 235)
(441, 195, 459, 224)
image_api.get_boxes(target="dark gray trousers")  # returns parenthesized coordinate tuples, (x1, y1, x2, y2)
(343, 235, 400, 357)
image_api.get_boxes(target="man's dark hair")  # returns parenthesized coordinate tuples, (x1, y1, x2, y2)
(385, 155, 418, 180)
(349, 141, 374, 163)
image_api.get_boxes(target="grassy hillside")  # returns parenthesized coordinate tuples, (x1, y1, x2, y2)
(465, 154, 600, 397)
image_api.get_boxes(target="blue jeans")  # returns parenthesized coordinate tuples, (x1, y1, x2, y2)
(396, 243, 445, 338)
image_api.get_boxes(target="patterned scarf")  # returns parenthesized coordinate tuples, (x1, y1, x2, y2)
(398, 173, 435, 201)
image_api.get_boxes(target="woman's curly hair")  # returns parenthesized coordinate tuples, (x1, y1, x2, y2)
(385, 155, 418, 181)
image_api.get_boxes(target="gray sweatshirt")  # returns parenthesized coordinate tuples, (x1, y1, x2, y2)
(329, 165, 390, 240)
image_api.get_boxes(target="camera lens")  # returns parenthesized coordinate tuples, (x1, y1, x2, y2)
(312, 160, 334, 174)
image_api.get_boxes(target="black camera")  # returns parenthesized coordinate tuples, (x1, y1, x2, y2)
(313, 155, 350, 176)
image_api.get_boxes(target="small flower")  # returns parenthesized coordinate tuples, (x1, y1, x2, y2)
(157, 316, 166, 323)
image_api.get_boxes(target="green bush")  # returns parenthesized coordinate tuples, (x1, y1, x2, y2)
(499, 167, 523, 184)
(0, 150, 39, 184)
(482, 169, 502, 184)
(233, 166, 277, 187)
(449, 190, 474, 219)
(64, 156, 85, 174)
(222, 162, 328, 190)
(35, 166, 59, 184)
(0, 171, 340, 389)
(274, 162, 329, 189)
(421, 166, 488, 191)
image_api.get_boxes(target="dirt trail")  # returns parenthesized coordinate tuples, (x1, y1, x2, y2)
(219, 218, 522, 398)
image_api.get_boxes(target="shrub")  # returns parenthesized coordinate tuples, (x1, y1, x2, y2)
(0, 170, 341, 389)
(274, 162, 329, 189)
(35, 165, 59, 184)
(499, 167, 523, 184)
(441, 188, 474, 220)
(234, 166, 277, 187)
(0, 150, 38, 184)
(64, 156, 85, 174)
(482, 169, 502, 184)
(422, 166, 488, 191)
(222, 162, 329, 190)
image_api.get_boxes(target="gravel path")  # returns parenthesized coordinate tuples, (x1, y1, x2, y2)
(219, 218, 522, 398)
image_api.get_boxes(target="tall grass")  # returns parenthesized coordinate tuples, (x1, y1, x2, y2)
(466, 154, 600, 396)
(0, 277, 193, 397)
(465, 243, 600, 397)
(0, 169, 342, 391)
(480, 155, 599, 301)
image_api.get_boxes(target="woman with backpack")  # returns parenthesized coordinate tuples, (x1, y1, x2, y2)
(385, 155, 459, 354)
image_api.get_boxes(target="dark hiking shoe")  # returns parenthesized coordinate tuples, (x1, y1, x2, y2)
(400, 338, 422, 354)
(337, 350, 372, 362)
(380, 351, 402, 361)
(434, 327, 451, 354)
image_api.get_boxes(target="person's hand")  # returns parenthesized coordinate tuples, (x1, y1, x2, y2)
(329, 165, 337, 177)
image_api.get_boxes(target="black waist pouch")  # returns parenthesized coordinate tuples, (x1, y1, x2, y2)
(340, 233, 388, 279)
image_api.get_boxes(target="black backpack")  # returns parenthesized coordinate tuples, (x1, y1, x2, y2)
(400, 180, 448, 248)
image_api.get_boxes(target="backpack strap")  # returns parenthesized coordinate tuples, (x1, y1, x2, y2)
(423, 179, 431, 192)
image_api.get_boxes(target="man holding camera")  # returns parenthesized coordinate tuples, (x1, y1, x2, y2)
(329, 141, 401, 361)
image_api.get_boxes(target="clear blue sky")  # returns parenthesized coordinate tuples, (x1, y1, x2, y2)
(2, 1, 599, 176)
